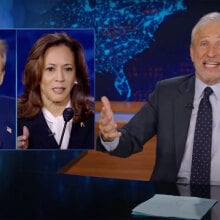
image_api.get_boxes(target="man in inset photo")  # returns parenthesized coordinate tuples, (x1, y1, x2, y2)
(0, 38, 16, 149)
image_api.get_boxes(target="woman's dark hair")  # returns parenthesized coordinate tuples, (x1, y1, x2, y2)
(18, 32, 94, 123)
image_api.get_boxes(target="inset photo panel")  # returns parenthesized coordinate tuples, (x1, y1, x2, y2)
(16, 29, 95, 150)
(0, 29, 16, 149)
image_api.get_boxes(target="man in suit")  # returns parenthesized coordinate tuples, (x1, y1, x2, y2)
(97, 12, 220, 185)
(0, 39, 15, 149)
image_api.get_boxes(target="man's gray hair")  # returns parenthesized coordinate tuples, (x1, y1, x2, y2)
(191, 12, 220, 44)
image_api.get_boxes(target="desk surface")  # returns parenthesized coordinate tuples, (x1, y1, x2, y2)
(0, 150, 219, 219)
(60, 149, 155, 181)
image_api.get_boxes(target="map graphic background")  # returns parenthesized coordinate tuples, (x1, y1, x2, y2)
(1, 0, 220, 101)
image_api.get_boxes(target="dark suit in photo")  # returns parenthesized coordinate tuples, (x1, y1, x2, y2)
(18, 110, 94, 149)
(0, 96, 16, 149)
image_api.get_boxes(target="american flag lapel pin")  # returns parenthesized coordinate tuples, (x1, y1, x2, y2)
(80, 122, 85, 127)
(6, 126, 12, 134)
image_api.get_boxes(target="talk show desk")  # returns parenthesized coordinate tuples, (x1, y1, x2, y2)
(0, 150, 219, 219)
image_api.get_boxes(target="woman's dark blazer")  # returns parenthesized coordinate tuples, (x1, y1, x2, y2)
(18, 110, 94, 149)
(97, 74, 196, 183)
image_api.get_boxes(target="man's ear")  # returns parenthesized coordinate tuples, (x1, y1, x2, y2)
(0, 70, 5, 85)
(190, 45, 194, 63)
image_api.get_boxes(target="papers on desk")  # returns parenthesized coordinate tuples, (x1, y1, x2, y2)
(132, 194, 217, 220)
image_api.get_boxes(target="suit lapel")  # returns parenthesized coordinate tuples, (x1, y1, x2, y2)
(174, 75, 195, 169)
(38, 111, 59, 148)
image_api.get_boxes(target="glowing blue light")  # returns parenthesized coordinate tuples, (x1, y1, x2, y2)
(41, 0, 186, 100)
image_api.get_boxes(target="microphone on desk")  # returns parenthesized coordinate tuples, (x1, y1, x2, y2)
(58, 107, 74, 148)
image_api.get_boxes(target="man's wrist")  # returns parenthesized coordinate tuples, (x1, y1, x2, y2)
(100, 133, 115, 142)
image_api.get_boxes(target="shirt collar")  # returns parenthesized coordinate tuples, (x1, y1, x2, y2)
(42, 100, 71, 122)
(195, 78, 220, 101)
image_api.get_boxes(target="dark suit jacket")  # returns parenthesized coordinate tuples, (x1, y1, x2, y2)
(18, 110, 94, 149)
(97, 74, 195, 183)
(0, 96, 16, 149)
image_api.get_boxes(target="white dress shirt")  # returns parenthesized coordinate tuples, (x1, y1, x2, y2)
(42, 102, 73, 149)
(177, 78, 220, 185)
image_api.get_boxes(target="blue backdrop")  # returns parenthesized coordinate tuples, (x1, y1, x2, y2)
(0, 29, 16, 97)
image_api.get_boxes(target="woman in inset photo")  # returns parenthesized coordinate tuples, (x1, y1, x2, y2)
(17, 30, 95, 150)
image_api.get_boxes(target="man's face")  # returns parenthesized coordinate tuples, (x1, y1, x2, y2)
(0, 55, 5, 85)
(190, 22, 220, 85)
